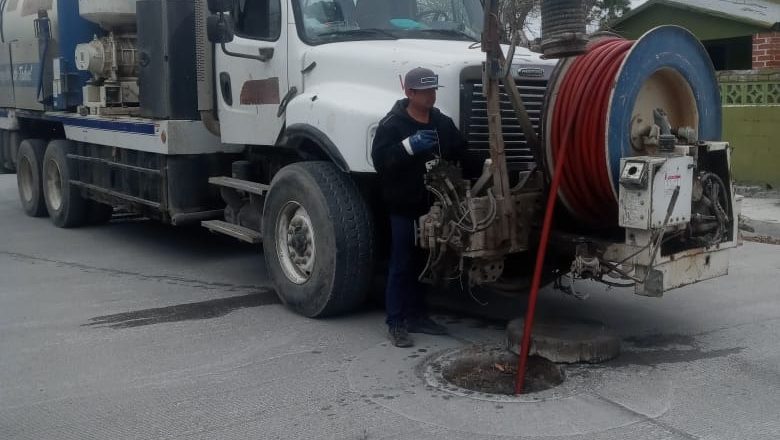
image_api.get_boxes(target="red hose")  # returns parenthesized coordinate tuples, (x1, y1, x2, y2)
(515, 38, 633, 394)
(551, 38, 632, 225)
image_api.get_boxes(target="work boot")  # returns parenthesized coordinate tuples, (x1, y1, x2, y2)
(388, 324, 414, 348)
(407, 317, 448, 335)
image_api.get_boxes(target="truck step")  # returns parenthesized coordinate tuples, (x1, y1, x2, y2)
(208, 176, 269, 195)
(201, 220, 262, 244)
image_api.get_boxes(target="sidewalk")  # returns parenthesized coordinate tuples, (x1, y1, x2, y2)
(739, 191, 780, 244)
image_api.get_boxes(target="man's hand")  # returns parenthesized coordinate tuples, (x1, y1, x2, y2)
(402, 130, 438, 155)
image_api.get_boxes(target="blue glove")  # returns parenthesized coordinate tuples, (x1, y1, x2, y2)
(403, 130, 438, 155)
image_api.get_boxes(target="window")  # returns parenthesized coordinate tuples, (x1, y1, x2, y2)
(293, 0, 483, 44)
(703, 37, 752, 71)
(232, 0, 282, 40)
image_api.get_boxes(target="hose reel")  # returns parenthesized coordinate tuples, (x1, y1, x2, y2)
(543, 26, 723, 226)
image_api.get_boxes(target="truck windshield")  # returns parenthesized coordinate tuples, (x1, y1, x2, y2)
(294, 0, 483, 44)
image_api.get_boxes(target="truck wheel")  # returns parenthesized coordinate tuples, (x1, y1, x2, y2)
(42, 140, 87, 228)
(262, 161, 375, 318)
(16, 139, 48, 217)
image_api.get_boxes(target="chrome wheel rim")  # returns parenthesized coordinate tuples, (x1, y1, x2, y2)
(275, 201, 316, 284)
(44, 158, 63, 212)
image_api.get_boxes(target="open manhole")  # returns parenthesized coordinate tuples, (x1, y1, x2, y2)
(424, 346, 565, 400)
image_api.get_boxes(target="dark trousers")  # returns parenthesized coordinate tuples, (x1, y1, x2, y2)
(385, 215, 427, 327)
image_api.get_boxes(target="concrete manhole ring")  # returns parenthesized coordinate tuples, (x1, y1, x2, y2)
(506, 317, 621, 364)
(422, 345, 602, 403)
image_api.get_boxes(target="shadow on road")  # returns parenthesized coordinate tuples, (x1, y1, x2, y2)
(103, 218, 261, 259)
(84, 290, 281, 329)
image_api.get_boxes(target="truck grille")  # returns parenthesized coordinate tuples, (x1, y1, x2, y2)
(460, 79, 547, 174)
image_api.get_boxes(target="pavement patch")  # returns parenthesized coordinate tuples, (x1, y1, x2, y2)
(624, 333, 697, 348)
(84, 291, 280, 328)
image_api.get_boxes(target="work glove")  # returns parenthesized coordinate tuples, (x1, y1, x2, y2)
(402, 130, 438, 155)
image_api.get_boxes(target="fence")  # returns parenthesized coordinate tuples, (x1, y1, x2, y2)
(718, 69, 780, 188)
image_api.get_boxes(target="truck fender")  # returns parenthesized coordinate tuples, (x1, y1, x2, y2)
(284, 86, 399, 173)
(284, 124, 349, 173)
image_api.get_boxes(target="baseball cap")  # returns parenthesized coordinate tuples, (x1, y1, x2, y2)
(404, 67, 441, 90)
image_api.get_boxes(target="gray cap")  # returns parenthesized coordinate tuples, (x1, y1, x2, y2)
(404, 67, 441, 90)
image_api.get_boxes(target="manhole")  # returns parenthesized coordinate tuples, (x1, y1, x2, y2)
(423, 346, 565, 401)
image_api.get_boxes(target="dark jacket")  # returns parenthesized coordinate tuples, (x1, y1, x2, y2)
(371, 98, 465, 217)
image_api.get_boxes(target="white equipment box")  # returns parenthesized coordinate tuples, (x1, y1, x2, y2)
(618, 155, 694, 230)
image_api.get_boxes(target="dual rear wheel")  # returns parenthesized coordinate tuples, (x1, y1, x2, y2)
(16, 139, 112, 226)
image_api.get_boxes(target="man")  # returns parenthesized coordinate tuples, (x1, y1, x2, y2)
(371, 67, 465, 348)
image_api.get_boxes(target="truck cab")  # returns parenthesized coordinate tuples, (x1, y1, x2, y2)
(212, 0, 552, 174)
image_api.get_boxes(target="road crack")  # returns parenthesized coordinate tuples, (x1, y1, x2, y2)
(0, 250, 268, 294)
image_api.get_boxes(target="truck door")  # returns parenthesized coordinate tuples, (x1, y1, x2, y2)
(216, 0, 288, 146)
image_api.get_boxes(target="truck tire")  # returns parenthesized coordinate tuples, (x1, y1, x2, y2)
(42, 140, 88, 228)
(16, 139, 48, 217)
(262, 161, 375, 318)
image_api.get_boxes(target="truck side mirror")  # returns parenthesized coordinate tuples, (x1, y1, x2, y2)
(207, 15, 234, 43)
(207, 0, 232, 14)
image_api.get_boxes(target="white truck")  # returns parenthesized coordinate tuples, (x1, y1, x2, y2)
(0, 0, 739, 318)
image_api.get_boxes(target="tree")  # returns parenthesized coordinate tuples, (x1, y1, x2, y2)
(586, 0, 631, 29)
(500, 0, 631, 45)
(499, 0, 538, 46)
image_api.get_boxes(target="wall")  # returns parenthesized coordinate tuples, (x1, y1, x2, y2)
(752, 32, 780, 70)
(718, 70, 780, 187)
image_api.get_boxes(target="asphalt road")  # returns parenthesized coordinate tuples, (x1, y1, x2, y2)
(1, 173, 779, 440)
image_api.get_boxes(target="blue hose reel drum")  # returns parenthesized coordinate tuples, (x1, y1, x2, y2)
(606, 25, 722, 196)
(544, 25, 722, 206)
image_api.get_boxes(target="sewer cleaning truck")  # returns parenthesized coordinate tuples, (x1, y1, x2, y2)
(0, 0, 739, 317)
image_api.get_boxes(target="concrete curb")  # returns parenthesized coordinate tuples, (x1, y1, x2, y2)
(740, 197, 780, 241)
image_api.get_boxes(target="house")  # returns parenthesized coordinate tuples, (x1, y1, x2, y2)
(611, 0, 780, 70)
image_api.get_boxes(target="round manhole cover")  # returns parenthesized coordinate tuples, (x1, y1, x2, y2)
(424, 345, 565, 401)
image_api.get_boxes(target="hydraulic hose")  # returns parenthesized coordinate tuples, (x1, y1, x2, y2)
(549, 37, 633, 226)
(36, 38, 49, 103)
(35, 14, 51, 104)
(515, 37, 633, 394)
